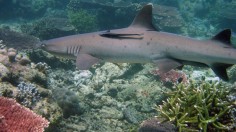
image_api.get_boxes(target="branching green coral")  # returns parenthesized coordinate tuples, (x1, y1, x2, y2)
(156, 81, 236, 132)
(68, 9, 98, 33)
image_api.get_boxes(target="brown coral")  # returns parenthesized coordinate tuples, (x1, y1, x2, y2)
(151, 69, 188, 87)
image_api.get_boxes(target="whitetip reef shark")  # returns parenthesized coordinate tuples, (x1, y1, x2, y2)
(41, 3, 236, 81)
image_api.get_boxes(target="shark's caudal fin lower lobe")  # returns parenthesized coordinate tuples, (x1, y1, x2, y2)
(210, 64, 232, 81)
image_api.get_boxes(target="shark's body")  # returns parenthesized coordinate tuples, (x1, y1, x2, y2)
(42, 4, 236, 81)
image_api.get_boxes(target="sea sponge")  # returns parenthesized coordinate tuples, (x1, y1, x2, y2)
(7, 48, 17, 62)
(0, 54, 8, 64)
(19, 56, 31, 66)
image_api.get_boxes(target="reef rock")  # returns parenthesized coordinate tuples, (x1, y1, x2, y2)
(139, 118, 177, 132)
(0, 28, 40, 50)
(21, 17, 76, 40)
(153, 4, 183, 32)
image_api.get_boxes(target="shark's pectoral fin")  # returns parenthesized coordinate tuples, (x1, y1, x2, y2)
(153, 58, 183, 72)
(76, 54, 100, 70)
(210, 63, 232, 81)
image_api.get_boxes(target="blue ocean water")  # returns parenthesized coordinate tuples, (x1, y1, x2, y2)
(0, 0, 236, 132)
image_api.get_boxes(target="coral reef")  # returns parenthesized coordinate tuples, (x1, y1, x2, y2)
(156, 81, 236, 131)
(153, 4, 184, 32)
(27, 49, 75, 70)
(16, 82, 42, 108)
(67, 0, 141, 30)
(73, 70, 93, 86)
(68, 9, 98, 33)
(0, 97, 49, 132)
(53, 87, 85, 118)
(0, 28, 40, 50)
(139, 117, 176, 132)
(0, 45, 63, 129)
(151, 69, 188, 87)
(41, 63, 164, 131)
(209, 0, 236, 30)
(0, 0, 68, 19)
(0, 63, 9, 82)
(0, 48, 47, 87)
(20, 17, 76, 40)
(228, 64, 236, 83)
(2, 0, 236, 131)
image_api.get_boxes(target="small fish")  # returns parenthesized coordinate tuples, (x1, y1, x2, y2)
(41, 3, 236, 81)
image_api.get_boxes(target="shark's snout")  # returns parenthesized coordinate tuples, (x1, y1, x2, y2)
(39, 39, 68, 57)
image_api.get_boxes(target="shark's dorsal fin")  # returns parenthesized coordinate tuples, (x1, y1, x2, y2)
(212, 29, 231, 45)
(129, 3, 157, 30)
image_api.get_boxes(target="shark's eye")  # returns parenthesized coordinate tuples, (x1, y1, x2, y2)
(40, 43, 47, 49)
(41, 43, 46, 47)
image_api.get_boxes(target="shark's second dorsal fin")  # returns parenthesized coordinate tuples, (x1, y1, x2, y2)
(212, 29, 232, 45)
(129, 3, 157, 30)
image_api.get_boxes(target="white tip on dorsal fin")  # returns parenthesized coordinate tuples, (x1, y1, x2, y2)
(129, 3, 157, 30)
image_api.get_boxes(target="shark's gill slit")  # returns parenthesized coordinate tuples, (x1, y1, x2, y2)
(68, 46, 70, 54)
(75, 45, 79, 55)
(75, 46, 77, 55)
(66, 46, 68, 55)
(69, 46, 73, 55)
(71, 46, 74, 55)
(78, 46, 81, 54)
(71, 45, 75, 55)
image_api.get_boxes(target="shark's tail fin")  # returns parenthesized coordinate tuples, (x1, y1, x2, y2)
(210, 63, 232, 81)
(210, 29, 233, 81)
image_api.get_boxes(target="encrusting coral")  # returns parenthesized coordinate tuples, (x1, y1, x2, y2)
(156, 80, 236, 132)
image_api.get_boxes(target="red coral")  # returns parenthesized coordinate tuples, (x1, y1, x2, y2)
(0, 97, 49, 132)
(151, 69, 188, 87)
